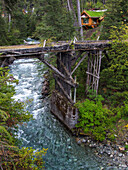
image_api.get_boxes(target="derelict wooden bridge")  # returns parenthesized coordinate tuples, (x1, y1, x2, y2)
(0, 40, 110, 129)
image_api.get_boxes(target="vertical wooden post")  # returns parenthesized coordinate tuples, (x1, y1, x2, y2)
(74, 76, 77, 103)
(56, 52, 72, 96)
(96, 50, 102, 94)
(86, 52, 90, 93)
(86, 50, 102, 95)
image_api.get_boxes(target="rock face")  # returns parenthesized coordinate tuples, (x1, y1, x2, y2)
(51, 90, 78, 129)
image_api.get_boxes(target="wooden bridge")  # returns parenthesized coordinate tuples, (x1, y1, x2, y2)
(0, 40, 111, 130)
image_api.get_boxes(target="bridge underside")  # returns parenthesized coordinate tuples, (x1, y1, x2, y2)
(0, 40, 110, 129)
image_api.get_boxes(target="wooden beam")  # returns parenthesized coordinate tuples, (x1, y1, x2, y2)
(74, 76, 77, 103)
(86, 71, 100, 79)
(38, 54, 67, 80)
(71, 54, 87, 75)
(71, 51, 83, 66)
(0, 52, 44, 58)
(57, 57, 75, 84)
(1, 58, 7, 67)
(96, 50, 102, 94)
(54, 73, 77, 87)
(54, 75, 74, 104)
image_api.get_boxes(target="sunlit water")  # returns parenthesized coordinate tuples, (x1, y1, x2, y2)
(10, 58, 114, 170)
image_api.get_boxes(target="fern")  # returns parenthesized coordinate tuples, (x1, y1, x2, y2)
(0, 126, 13, 144)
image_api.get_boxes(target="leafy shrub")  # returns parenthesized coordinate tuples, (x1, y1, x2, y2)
(1, 146, 47, 170)
(75, 95, 114, 141)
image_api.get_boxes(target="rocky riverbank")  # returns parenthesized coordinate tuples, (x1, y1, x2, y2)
(76, 135, 128, 169)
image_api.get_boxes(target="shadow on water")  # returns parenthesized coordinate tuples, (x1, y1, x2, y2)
(10, 58, 111, 170)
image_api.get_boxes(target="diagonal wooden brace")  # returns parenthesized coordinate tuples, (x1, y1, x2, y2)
(54, 74, 74, 104)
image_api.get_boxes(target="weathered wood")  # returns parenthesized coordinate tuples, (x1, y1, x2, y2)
(0, 52, 44, 58)
(38, 54, 66, 80)
(57, 57, 75, 84)
(86, 71, 100, 79)
(71, 53, 87, 75)
(74, 76, 77, 103)
(86, 53, 90, 92)
(54, 75, 73, 104)
(0, 40, 111, 56)
(56, 52, 71, 96)
(86, 50, 102, 94)
(1, 58, 7, 67)
(96, 50, 102, 94)
(54, 73, 77, 87)
(71, 51, 83, 66)
(51, 90, 78, 129)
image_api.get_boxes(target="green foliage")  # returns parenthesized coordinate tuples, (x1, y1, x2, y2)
(0, 15, 8, 45)
(0, 126, 13, 143)
(0, 67, 47, 169)
(100, 0, 128, 40)
(1, 146, 47, 170)
(112, 103, 128, 118)
(125, 145, 128, 150)
(0, 0, 38, 45)
(34, 0, 75, 41)
(100, 25, 128, 106)
(0, 67, 32, 129)
(15, 147, 47, 170)
(75, 95, 114, 141)
(76, 25, 128, 142)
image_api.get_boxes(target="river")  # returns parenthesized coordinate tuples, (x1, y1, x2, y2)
(10, 58, 114, 170)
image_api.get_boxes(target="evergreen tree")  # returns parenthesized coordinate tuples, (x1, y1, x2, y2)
(34, 0, 75, 41)
(0, 15, 8, 45)
(100, 0, 128, 40)
(100, 25, 128, 106)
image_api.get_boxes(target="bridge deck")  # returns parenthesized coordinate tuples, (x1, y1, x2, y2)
(0, 40, 110, 58)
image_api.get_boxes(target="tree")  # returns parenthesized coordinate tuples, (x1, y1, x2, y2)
(76, 0, 83, 40)
(100, 0, 128, 40)
(100, 25, 128, 106)
(34, 0, 75, 41)
(0, 15, 9, 45)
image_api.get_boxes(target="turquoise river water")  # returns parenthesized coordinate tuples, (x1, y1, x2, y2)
(10, 58, 116, 170)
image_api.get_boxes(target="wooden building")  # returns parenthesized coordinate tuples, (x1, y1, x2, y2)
(81, 10, 104, 29)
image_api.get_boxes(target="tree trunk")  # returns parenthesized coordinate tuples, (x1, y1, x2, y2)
(67, 0, 78, 29)
(76, 0, 83, 40)
(67, 0, 72, 11)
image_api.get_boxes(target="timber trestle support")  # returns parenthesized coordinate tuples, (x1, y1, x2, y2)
(0, 40, 110, 129)
(39, 49, 104, 129)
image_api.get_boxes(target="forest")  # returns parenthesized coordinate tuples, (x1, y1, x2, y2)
(0, 0, 128, 169)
